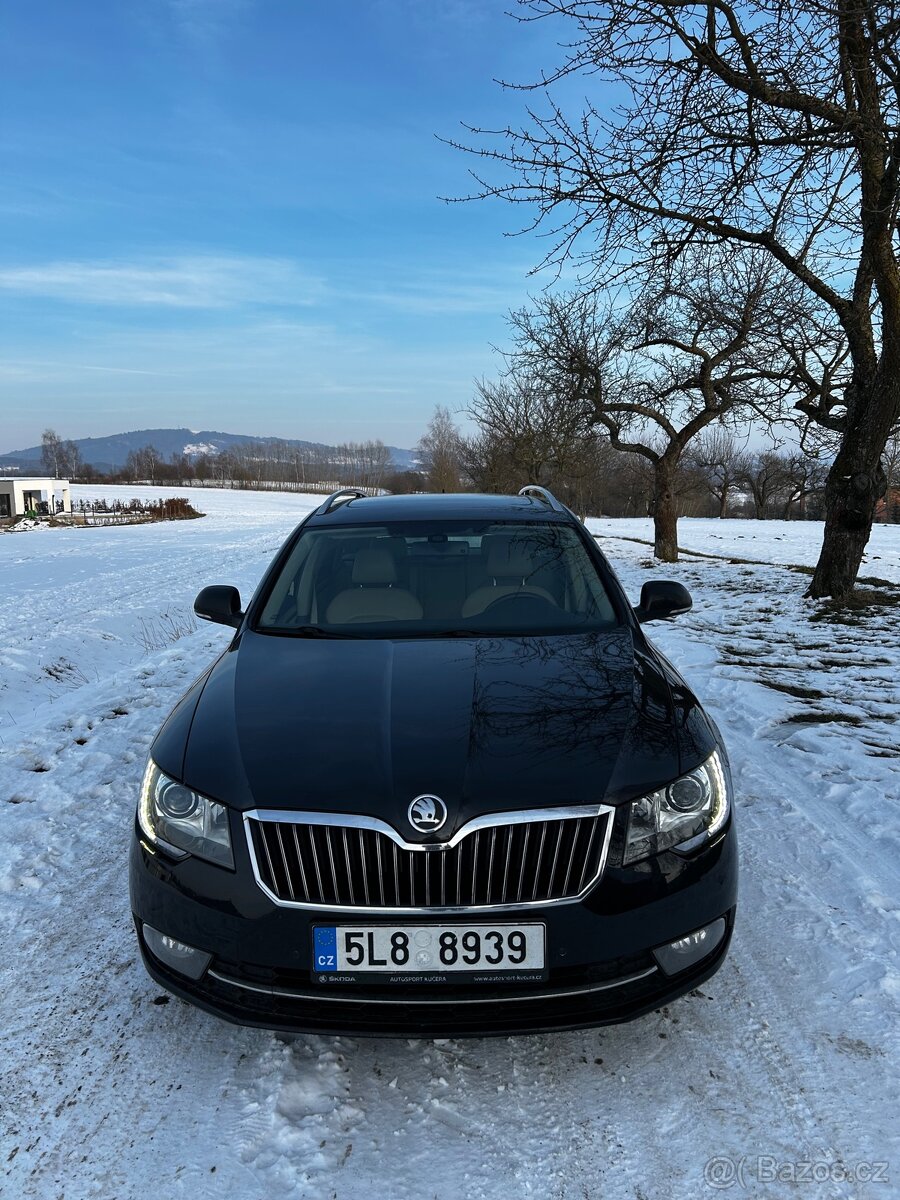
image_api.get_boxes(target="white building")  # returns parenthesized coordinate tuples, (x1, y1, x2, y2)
(0, 477, 72, 521)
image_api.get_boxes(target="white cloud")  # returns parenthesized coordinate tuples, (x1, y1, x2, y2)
(0, 255, 324, 309)
(351, 279, 524, 316)
(0, 252, 538, 320)
(333, 256, 538, 316)
(0, 360, 173, 379)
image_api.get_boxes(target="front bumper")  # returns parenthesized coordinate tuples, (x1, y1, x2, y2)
(129, 816, 738, 1037)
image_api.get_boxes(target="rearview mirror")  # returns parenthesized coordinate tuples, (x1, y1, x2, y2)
(194, 585, 243, 628)
(634, 580, 692, 623)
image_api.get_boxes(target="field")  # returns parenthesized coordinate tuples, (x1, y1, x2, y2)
(1, 486, 898, 1199)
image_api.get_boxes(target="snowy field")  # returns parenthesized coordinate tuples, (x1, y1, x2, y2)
(1, 485, 898, 1200)
(585, 515, 900, 583)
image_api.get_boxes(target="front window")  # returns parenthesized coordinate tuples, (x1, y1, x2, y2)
(256, 520, 618, 637)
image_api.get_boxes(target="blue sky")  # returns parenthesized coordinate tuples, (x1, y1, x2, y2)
(0, 0, 573, 453)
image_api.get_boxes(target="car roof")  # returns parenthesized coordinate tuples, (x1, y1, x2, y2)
(304, 491, 577, 527)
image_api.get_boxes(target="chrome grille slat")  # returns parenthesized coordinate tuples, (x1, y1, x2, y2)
(561, 818, 581, 896)
(259, 824, 279, 894)
(290, 824, 310, 899)
(342, 828, 355, 905)
(532, 822, 548, 901)
(357, 829, 369, 905)
(247, 807, 613, 911)
(516, 824, 531, 903)
(578, 816, 599, 893)
(374, 833, 385, 906)
(500, 825, 514, 903)
(325, 828, 339, 903)
(547, 821, 566, 896)
(485, 827, 498, 902)
(274, 824, 294, 900)
(308, 827, 325, 899)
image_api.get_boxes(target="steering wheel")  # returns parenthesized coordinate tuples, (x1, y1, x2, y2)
(481, 591, 558, 615)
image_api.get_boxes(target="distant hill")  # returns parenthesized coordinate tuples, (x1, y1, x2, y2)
(0, 428, 417, 475)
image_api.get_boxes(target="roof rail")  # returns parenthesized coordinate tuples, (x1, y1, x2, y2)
(316, 488, 368, 516)
(518, 484, 565, 513)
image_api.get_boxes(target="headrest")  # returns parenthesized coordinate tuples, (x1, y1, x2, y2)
(352, 546, 397, 585)
(484, 534, 541, 579)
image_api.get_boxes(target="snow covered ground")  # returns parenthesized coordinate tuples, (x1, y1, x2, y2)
(586, 514, 900, 583)
(1, 487, 898, 1199)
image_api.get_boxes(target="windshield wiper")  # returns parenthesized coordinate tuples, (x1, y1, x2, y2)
(272, 625, 362, 639)
(435, 629, 499, 638)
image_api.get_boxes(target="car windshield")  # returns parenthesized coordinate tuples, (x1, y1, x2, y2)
(256, 519, 618, 637)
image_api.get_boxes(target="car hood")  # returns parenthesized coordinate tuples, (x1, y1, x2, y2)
(174, 628, 708, 832)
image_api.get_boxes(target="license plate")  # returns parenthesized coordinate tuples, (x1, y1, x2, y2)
(313, 923, 546, 983)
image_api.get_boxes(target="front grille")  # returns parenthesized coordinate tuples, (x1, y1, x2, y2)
(246, 808, 613, 910)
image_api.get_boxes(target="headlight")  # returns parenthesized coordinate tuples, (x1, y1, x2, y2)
(138, 760, 234, 868)
(623, 750, 729, 865)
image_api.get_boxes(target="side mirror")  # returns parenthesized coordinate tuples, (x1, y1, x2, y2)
(194, 585, 243, 628)
(634, 580, 692, 623)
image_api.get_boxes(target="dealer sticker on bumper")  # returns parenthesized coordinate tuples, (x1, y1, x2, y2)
(313, 923, 547, 983)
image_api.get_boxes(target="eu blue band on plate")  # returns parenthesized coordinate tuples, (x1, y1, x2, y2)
(313, 926, 337, 971)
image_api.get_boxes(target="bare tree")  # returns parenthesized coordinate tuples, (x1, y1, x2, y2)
(456, 0, 900, 599)
(40, 429, 81, 478)
(462, 387, 617, 511)
(458, 426, 515, 494)
(777, 452, 829, 520)
(598, 451, 654, 518)
(417, 406, 464, 492)
(384, 469, 424, 495)
(687, 431, 749, 520)
(355, 440, 392, 490)
(41, 429, 62, 478)
(467, 364, 603, 500)
(878, 426, 900, 521)
(331, 440, 393, 490)
(125, 445, 162, 483)
(61, 439, 81, 478)
(737, 450, 828, 519)
(502, 250, 796, 559)
(739, 452, 791, 520)
(168, 452, 192, 484)
(290, 446, 315, 489)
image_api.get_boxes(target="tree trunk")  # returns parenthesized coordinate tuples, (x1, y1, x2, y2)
(649, 458, 679, 562)
(718, 488, 728, 519)
(808, 370, 900, 599)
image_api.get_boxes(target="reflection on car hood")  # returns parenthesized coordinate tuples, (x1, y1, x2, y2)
(178, 629, 708, 830)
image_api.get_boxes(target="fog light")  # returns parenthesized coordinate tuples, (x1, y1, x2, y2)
(143, 923, 212, 981)
(653, 917, 726, 976)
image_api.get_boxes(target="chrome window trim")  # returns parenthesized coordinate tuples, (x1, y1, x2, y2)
(206, 964, 657, 1004)
(242, 804, 615, 913)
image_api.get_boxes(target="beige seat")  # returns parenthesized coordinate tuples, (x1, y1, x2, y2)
(461, 534, 558, 618)
(326, 547, 423, 624)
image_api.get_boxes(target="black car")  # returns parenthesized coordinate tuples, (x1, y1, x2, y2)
(130, 486, 737, 1036)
